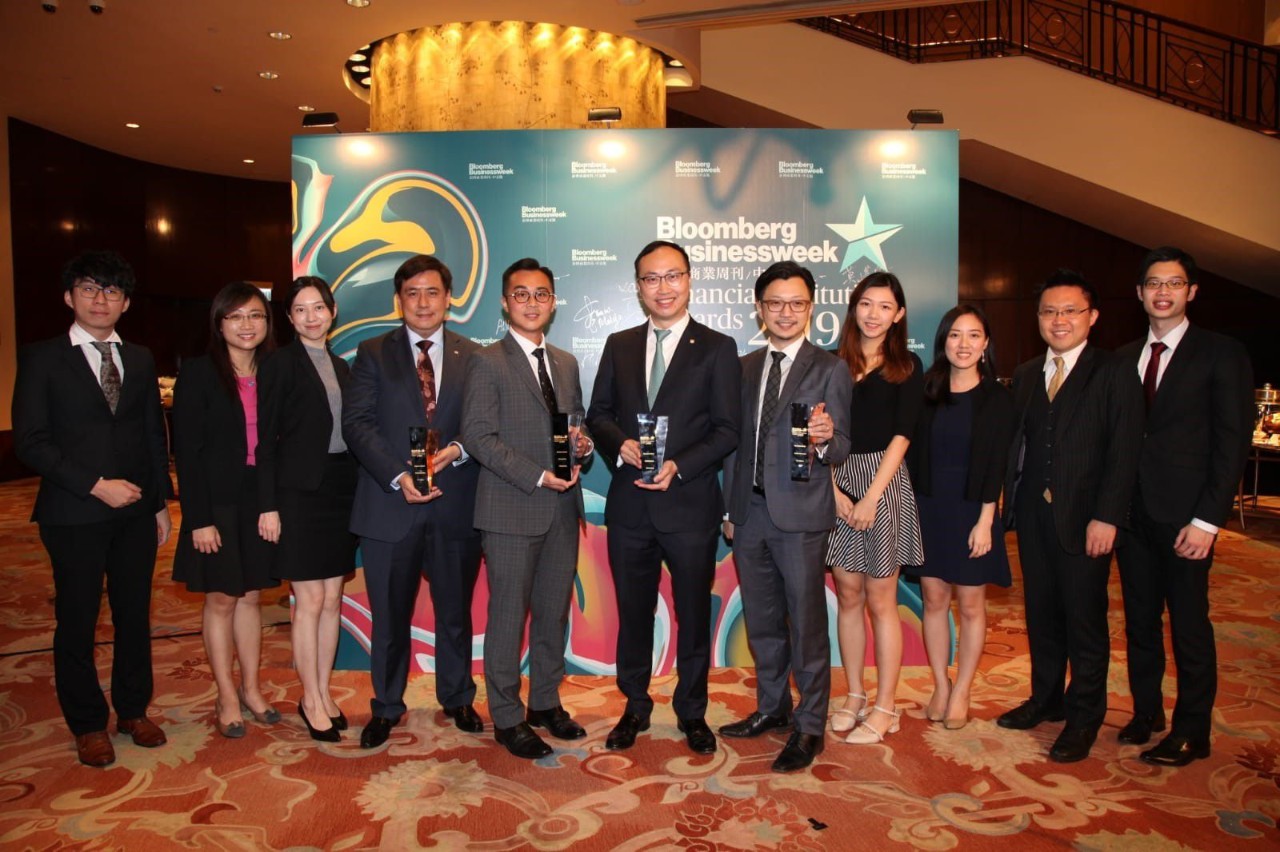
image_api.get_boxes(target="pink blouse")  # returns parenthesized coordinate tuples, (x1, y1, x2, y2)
(237, 376, 259, 466)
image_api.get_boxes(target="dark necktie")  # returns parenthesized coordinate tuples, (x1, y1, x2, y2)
(91, 341, 121, 414)
(415, 339, 437, 422)
(754, 351, 785, 487)
(1143, 341, 1168, 409)
(533, 348, 558, 413)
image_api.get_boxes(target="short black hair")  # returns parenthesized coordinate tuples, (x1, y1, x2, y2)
(1035, 267, 1098, 309)
(393, 255, 453, 294)
(754, 261, 815, 301)
(501, 258, 555, 295)
(1140, 245, 1199, 284)
(61, 250, 137, 296)
(633, 240, 690, 278)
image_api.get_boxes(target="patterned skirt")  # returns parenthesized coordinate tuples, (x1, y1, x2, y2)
(826, 449, 925, 578)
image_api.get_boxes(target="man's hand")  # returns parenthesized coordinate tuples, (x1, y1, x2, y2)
(91, 478, 142, 509)
(155, 506, 173, 546)
(192, 525, 222, 554)
(431, 443, 462, 473)
(1085, 520, 1117, 558)
(807, 402, 833, 446)
(397, 472, 443, 504)
(258, 510, 281, 543)
(636, 460, 678, 491)
(1174, 523, 1215, 561)
(619, 438, 643, 469)
(573, 430, 593, 460)
(541, 467, 581, 492)
(722, 520, 734, 542)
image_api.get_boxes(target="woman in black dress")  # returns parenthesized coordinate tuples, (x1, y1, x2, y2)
(256, 277, 356, 742)
(908, 305, 1015, 729)
(173, 282, 280, 737)
(827, 272, 925, 745)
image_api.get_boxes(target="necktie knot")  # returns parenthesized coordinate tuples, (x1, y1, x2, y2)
(1150, 341, 1167, 358)
(654, 328, 671, 344)
(91, 341, 113, 356)
(417, 339, 432, 354)
(771, 351, 786, 367)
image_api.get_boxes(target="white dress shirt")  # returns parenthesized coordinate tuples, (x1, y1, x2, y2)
(69, 322, 124, 383)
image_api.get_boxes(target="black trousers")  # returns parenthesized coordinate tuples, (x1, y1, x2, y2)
(1015, 493, 1111, 730)
(1117, 497, 1216, 741)
(41, 512, 158, 736)
(607, 522, 717, 720)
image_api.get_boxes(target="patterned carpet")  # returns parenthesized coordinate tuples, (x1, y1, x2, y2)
(1, 477, 1278, 850)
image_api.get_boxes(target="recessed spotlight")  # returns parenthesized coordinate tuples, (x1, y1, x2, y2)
(350, 64, 369, 73)
(669, 59, 684, 67)
(298, 105, 316, 112)
(259, 71, 279, 80)
(125, 122, 140, 129)
(349, 53, 367, 62)
(360, 77, 372, 87)
(268, 31, 291, 40)
(243, 159, 255, 164)
(359, 44, 370, 50)
(346, 0, 370, 7)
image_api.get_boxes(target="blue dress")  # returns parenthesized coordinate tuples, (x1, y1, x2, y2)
(913, 389, 1011, 587)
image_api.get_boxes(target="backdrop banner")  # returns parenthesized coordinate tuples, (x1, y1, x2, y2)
(291, 127, 959, 673)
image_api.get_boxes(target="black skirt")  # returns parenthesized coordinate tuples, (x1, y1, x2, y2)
(271, 452, 357, 582)
(173, 465, 279, 596)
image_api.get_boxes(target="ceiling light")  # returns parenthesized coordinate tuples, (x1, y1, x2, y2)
(124, 122, 140, 129)
(349, 53, 367, 62)
(298, 105, 316, 112)
(663, 67, 693, 88)
(669, 59, 684, 67)
(351, 64, 369, 73)
(346, 0, 371, 7)
(259, 71, 279, 80)
(360, 76, 372, 87)
(268, 31, 291, 40)
(243, 159, 255, 164)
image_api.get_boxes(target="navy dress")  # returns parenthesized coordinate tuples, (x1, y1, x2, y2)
(913, 389, 1011, 587)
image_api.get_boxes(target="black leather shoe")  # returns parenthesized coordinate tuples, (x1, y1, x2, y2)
(1049, 726, 1098, 763)
(1140, 734, 1210, 767)
(526, 705, 586, 740)
(330, 710, 349, 732)
(1117, 711, 1166, 745)
(996, 700, 1066, 730)
(677, 717, 717, 754)
(495, 721, 553, 759)
(771, 731, 824, 773)
(442, 704, 484, 734)
(299, 702, 341, 743)
(360, 716, 400, 749)
(605, 713, 649, 751)
(719, 711, 792, 739)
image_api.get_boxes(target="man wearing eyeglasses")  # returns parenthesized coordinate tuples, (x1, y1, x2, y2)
(462, 258, 593, 760)
(585, 241, 741, 755)
(343, 254, 483, 749)
(12, 250, 173, 766)
(1114, 247, 1252, 767)
(998, 269, 1143, 763)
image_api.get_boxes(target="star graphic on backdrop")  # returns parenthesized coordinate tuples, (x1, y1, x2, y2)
(826, 197, 903, 271)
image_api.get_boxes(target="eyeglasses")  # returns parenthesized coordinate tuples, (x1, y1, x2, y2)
(1143, 277, 1190, 290)
(74, 281, 126, 302)
(637, 271, 689, 289)
(760, 298, 812, 314)
(507, 289, 554, 304)
(1037, 306, 1090, 319)
(223, 311, 268, 324)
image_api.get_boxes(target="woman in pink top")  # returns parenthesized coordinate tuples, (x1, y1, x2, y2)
(173, 282, 280, 738)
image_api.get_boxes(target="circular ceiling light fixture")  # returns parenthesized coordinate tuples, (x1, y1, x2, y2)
(346, 0, 371, 7)
(259, 71, 279, 80)
(298, 105, 316, 112)
(125, 122, 140, 129)
(268, 31, 291, 41)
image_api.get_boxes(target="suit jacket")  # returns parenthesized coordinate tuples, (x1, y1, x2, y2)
(586, 318, 741, 532)
(1119, 324, 1253, 528)
(172, 355, 256, 529)
(724, 340, 853, 532)
(1003, 344, 1144, 552)
(909, 378, 1016, 503)
(256, 339, 351, 510)
(342, 326, 480, 543)
(462, 332, 586, 537)
(13, 334, 170, 525)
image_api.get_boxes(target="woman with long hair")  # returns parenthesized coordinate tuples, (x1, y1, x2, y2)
(172, 282, 280, 737)
(256, 277, 357, 742)
(827, 271, 924, 745)
(908, 305, 1015, 729)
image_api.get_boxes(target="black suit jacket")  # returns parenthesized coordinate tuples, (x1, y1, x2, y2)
(1118, 324, 1253, 528)
(586, 318, 741, 532)
(13, 334, 170, 525)
(343, 326, 480, 543)
(256, 339, 351, 510)
(910, 378, 1016, 504)
(172, 355, 255, 530)
(1003, 344, 1144, 553)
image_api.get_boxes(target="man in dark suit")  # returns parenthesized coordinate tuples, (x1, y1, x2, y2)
(1116, 246, 1253, 766)
(718, 261, 852, 773)
(462, 258, 592, 760)
(12, 250, 173, 766)
(343, 254, 483, 749)
(586, 240, 741, 755)
(998, 269, 1144, 763)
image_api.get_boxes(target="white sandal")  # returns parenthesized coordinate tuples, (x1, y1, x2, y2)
(829, 692, 868, 734)
(844, 705, 900, 744)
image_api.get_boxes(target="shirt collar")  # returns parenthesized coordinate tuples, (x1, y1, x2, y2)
(649, 312, 691, 341)
(1044, 339, 1088, 373)
(767, 336, 806, 362)
(1147, 317, 1190, 350)
(69, 322, 122, 348)
(510, 330, 546, 358)
(406, 324, 444, 351)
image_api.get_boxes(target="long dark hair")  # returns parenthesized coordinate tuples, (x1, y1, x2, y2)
(208, 281, 275, 399)
(836, 271, 914, 383)
(923, 304, 998, 404)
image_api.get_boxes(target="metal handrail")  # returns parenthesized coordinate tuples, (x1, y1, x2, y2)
(799, 0, 1279, 136)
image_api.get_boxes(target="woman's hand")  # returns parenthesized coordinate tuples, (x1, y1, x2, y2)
(192, 525, 222, 554)
(850, 495, 878, 531)
(834, 490, 855, 525)
(967, 521, 992, 558)
(258, 511, 281, 544)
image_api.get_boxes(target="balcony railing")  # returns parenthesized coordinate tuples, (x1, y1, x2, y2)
(799, 0, 1279, 136)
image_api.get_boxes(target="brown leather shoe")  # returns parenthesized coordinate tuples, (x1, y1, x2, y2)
(75, 731, 116, 767)
(118, 716, 167, 748)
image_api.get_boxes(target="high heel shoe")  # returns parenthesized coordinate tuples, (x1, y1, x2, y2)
(239, 687, 282, 725)
(299, 702, 341, 743)
(214, 701, 246, 739)
(829, 692, 868, 734)
(843, 705, 900, 744)
(330, 709, 349, 731)
(925, 679, 952, 723)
